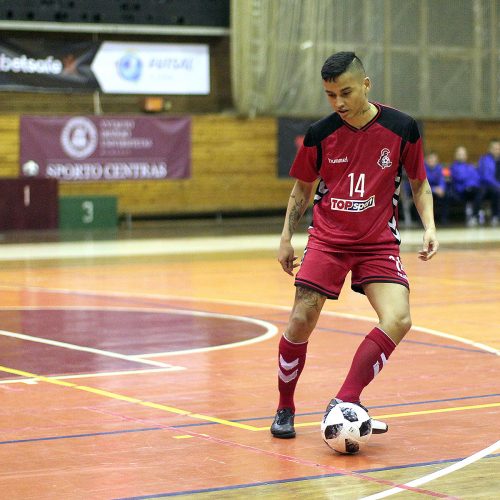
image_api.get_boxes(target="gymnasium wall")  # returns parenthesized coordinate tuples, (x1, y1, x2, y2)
(0, 114, 289, 216)
(1, 113, 498, 217)
(0, 31, 232, 115)
(422, 120, 500, 165)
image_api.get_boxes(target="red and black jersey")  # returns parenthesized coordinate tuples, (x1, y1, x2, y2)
(290, 103, 426, 253)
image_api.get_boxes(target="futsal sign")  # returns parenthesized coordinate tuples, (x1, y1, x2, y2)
(19, 115, 191, 182)
(0, 38, 209, 94)
(91, 42, 210, 95)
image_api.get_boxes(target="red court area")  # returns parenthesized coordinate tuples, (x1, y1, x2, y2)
(0, 291, 498, 499)
(0, 307, 270, 378)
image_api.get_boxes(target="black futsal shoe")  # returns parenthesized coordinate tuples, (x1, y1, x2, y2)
(270, 408, 296, 438)
(324, 398, 388, 435)
(355, 401, 388, 434)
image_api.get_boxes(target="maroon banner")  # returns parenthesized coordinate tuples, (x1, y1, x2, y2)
(19, 115, 191, 182)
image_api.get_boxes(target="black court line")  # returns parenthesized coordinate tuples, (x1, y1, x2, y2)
(113, 453, 500, 499)
(1, 393, 498, 445)
(0, 427, 161, 446)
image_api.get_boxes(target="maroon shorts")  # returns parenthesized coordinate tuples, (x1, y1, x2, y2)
(295, 247, 409, 299)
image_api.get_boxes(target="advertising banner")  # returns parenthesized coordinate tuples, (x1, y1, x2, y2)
(0, 38, 98, 92)
(0, 38, 210, 94)
(20, 115, 191, 182)
(91, 42, 210, 95)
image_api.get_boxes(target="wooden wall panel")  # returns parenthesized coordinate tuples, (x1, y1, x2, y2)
(0, 114, 293, 216)
(423, 120, 499, 164)
(0, 114, 499, 218)
(0, 115, 19, 169)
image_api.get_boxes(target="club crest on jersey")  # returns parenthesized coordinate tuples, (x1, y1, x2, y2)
(331, 196, 375, 212)
(377, 148, 392, 169)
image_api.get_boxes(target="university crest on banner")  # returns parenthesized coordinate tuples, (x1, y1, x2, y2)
(20, 115, 191, 182)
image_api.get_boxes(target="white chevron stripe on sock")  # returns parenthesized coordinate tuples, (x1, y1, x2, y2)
(278, 368, 298, 383)
(373, 353, 388, 377)
(279, 354, 299, 371)
(380, 352, 388, 367)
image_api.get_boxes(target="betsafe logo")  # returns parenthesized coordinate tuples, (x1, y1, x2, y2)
(116, 51, 143, 81)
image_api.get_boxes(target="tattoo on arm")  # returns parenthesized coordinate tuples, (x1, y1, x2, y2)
(288, 195, 305, 235)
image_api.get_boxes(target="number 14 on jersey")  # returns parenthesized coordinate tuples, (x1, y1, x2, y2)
(348, 173, 365, 197)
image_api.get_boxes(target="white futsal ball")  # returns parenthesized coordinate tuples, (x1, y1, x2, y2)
(321, 402, 372, 454)
(22, 160, 40, 176)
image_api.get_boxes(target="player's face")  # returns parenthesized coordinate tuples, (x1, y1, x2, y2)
(490, 141, 500, 159)
(322, 71, 371, 125)
(455, 147, 468, 162)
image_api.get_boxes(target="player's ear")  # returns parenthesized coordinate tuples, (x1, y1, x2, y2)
(363, 77, 371, 94)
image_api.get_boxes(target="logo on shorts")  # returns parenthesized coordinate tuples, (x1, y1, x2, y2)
(377, 148, 392, 169)
(331, 196, 375, 212)
(389, 255, 408, 280)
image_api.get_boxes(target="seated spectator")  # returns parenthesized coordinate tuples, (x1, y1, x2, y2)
(477, 139, 500, 226)
(424, 151, 448, 225)
(449, 146, 482, 226)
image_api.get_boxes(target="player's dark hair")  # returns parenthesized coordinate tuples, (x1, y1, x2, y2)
(321, 52, 365, 82)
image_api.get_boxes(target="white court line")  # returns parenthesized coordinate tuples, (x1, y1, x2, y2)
(0, 228, 498, 261)
(0, 366, 185, 385)
(0, 287, 498, 490)
(0, 234, 308, 260)
(0, 305, 278, 381)
(0, 305, 279, 359)
(0, 329, 171, 368)
(137, 315, 278, 358)
(319, 311, 500, 356)
(0, 286, 497, 356)
(360, 440, 500, 500)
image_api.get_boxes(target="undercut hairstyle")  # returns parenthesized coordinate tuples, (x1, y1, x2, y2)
(321, 51, 366, 82)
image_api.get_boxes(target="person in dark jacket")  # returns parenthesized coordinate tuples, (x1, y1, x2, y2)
(449, 146, 481, 226)
(477, 139, 500, 226)
(424, 151, 448, 225)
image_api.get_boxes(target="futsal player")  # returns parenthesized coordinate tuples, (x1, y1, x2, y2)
(271, 52, 439, 438)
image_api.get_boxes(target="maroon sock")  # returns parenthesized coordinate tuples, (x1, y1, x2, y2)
(277, 335, 308, 412)
(336, 327, 396, 403)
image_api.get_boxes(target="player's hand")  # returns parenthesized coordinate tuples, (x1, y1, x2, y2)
(418, 227, 439, 261)
(278, 239, 299, 276)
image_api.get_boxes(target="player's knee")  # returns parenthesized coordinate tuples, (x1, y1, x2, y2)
(382, 311, 411, 338)
(393, 312, 412, 335)
(402, 315, 412, 334)
(286, 310, 316, 341)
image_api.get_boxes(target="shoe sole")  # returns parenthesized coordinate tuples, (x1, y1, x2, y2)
(271, 430, 296, 439)
(371, 420, 388, 434)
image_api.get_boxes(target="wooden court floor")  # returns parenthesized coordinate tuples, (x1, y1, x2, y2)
(0, 228, 498, 499)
